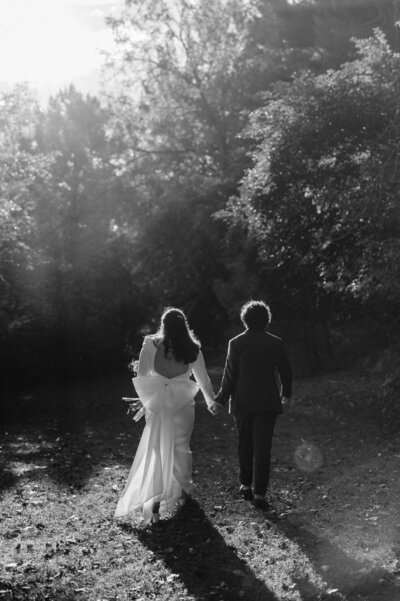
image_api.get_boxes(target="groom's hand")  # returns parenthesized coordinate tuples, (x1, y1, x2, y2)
(282, 396, 292, 409)
(208, 402, 223, 416)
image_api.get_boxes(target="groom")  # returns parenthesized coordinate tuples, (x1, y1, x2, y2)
(215, 300, 292, 509)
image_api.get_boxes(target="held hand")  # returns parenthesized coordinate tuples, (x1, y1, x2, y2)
(207, 401, 223, 416)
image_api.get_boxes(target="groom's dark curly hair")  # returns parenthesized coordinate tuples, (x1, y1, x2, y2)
(240, 300, 272, 331)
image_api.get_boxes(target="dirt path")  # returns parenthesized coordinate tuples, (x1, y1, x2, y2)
(0, 368, 399, 600)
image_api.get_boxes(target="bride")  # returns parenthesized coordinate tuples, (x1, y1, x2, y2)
(114, 307, 220, 524)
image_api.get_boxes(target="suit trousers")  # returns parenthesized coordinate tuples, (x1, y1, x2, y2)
(234, 411, 277, 496)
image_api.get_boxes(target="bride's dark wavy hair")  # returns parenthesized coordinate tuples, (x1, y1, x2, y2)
(157, 307, 200, 364)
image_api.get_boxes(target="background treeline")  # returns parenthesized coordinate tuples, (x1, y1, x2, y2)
(2, 0, 400, 385)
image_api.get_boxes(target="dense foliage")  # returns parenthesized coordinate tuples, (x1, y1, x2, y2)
(1, 0, 400, 383)
(219, 29, 400, 362)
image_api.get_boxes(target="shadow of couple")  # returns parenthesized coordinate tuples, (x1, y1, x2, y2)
(118, 498, 277, 601)
(117, 499, 400, 601)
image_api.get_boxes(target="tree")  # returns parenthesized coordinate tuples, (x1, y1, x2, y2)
(105, 0, 284, 181)
(102, 0, 289, 336)
(0, 84, 55, 380)
(270, 0, 400, 70)
(219, 29, 400, 358)
(33, 86, 145, 373)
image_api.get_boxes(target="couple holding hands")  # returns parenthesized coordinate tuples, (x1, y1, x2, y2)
(114, 300, 292, 524)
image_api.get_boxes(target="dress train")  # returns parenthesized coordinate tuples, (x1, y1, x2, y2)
(114, 374, 197, 523)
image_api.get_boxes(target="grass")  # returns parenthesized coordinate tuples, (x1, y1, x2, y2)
(1, 364, 400, 601)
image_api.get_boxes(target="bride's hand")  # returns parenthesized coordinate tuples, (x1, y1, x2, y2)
(207, 401, 222, 416)
(133, 406, 145, 422)
(123, 398, 144, 420)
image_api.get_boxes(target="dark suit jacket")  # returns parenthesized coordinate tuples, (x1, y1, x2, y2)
(215, 329, 292, 414)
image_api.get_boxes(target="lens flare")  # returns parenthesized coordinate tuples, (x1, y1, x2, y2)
(294, 441, 324, 473)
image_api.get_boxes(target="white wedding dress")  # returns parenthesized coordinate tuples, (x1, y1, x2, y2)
(114, 336, 215, 523)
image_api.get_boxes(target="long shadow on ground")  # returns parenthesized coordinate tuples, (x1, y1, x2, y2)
(120, 499, 278, 601)
(278, 517, 400, 601)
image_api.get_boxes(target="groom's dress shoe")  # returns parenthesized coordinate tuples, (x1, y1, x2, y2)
(179, 490, 190, 506)
(239, 486, 253, 501)
(252, 497, 269, 510)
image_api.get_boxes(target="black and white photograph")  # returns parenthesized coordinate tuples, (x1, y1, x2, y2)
(1, 1, 400, 600)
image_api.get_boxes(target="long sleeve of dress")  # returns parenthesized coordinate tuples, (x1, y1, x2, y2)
(137, 337, 152, 376)
(191, 351, 215, 408)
